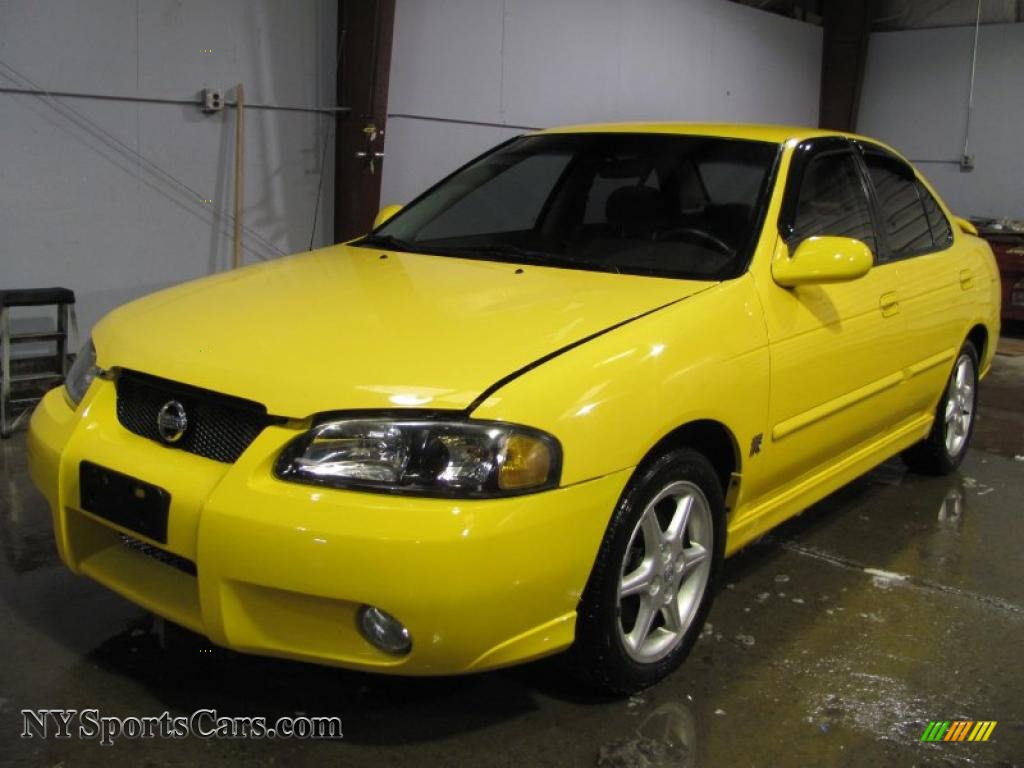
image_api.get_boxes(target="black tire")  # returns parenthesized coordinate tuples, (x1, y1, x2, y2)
(570, 448, 725, 694)
(902, 341, 979, 475)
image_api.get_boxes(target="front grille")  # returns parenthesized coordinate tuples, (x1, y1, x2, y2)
(116, 370, 279, 463)
(120, 534, 198, 577)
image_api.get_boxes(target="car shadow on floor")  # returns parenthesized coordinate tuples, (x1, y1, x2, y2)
(67, 611, 614, 744)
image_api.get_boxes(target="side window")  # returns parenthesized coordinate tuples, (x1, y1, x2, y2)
(790, 151, 876, 254)
(918, 182, 954, 248)
(864, 153, 933, 256)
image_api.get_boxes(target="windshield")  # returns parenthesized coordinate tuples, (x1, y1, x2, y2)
(360, 133, 779, 280)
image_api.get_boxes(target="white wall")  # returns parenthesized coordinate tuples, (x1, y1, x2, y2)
(858, 23, 1024, 219)
(380, 0, 823, 206)
(0, 0, 336, 344)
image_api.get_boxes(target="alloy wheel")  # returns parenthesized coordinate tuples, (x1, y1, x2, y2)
(617, 480, 714, 663)
(944, 353, 976, 458)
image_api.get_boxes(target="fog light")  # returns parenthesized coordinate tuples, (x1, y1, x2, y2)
(357, 605, 412, 655)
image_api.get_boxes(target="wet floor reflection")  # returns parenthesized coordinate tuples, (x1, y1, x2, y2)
(596, 702, 697, 767)
(0, 490, 60, 574)
(936, 482, 965, 528)
(0, 437, 59, 573)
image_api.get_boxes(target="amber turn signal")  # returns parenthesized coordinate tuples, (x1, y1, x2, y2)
(498, 434, 553, 490)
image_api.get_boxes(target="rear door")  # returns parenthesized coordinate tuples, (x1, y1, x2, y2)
(857, 144, 964, 418)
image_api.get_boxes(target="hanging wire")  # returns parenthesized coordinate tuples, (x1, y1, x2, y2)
(0, 58, 287, 260)
(962, 0, 982, 163)
(0, 84, 350, 114)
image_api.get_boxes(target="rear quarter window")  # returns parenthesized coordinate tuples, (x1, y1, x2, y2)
(862, 149, 954, 258)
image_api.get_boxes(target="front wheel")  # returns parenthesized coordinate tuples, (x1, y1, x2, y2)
(571, 449, 724, 693)
(902, 341, 979, 475)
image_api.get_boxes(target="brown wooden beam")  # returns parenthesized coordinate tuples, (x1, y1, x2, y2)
(333, 0, 395, 242)
(819, 0, 874, 131)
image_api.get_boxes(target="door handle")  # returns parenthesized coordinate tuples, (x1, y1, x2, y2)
(879, 291, 899, 317)
(959, 269, 974, 290)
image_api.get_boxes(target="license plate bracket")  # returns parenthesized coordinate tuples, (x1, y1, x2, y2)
(79, 461, 170, 544)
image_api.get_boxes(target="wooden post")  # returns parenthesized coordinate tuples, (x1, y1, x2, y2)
(233, 82, 245, 269)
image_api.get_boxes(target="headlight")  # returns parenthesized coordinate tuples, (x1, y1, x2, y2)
(64, 339, 99, 407)
(274, 418, 561, 497)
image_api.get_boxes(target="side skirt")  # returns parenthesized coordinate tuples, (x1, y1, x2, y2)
(725, 413, 933, 556)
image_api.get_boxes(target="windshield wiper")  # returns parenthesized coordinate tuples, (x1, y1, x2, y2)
(355, 239, 621, 274)
(435, 243, 613, 271)
(352, 234, 416, 252)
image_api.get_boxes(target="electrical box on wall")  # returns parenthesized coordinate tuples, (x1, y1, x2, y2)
(201, 88, 224, 113)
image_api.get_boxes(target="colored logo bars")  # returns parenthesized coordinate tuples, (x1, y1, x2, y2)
(921, 721, 997, 742)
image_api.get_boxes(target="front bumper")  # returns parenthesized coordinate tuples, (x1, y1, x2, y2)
(28, 380, 630, 674)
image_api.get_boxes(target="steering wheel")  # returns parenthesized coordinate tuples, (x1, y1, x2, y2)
(655, 226, 733, 255)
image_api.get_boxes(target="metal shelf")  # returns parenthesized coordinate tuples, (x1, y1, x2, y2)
(1, 288, 75, 438)
(10, 331, 65, 343)
(10, 371, 64, 384)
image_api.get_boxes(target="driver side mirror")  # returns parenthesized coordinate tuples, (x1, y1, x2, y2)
(373, 204, 403, 230)
(772, 236, 872, 288)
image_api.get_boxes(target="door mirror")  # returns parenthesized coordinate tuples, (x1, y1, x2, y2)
(772, 236, 872, 288)
(373, 204, 403, 230)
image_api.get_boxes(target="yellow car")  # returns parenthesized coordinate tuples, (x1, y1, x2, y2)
(28, 124, 1000, 692)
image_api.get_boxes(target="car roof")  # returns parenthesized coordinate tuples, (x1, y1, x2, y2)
(535, 122, 887, 149)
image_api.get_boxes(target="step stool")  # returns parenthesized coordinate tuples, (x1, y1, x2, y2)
(0, 287, 76, 438)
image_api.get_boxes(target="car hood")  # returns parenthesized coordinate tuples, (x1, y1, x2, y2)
(94, 245, 711, 416)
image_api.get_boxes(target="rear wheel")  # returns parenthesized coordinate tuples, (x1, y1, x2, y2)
(571, 449, 724, 693)
(902, 341, 979, 475)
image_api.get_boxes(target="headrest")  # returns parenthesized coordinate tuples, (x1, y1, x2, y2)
(605, 186, 666, 226)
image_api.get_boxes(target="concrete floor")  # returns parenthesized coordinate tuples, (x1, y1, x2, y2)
(2, 348, 1023, 767)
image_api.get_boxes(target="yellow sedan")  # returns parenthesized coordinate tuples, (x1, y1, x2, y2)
(28, 124, 1000, 692)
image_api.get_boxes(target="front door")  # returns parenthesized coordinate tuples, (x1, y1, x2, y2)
(757, 138, 905, 494)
